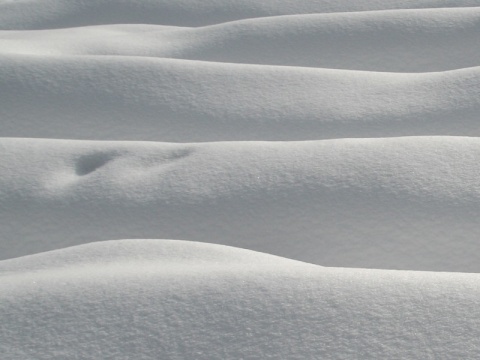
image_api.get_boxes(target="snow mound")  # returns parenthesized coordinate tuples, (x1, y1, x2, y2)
(2, 0, 480, 29)
(0, 239, 308, 273)
(3, 8, 480, 72)
(1, 56, 480, 142)
(2, 239, 480, 359)
(3, 0, 480, 358)
(2, 136, 480, 272)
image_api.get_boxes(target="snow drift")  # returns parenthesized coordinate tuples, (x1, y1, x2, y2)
(3, 0, 480, 29)
(3, 8, 480, 72)
(2, 0, 480, 358)
(2, 136, 480, 272)
(1, 56, 480, 141)
(2, 240, 480, 359)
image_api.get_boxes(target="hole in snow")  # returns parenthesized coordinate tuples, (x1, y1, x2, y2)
(75, 152, 117, 176)
(167, 147, 193, 161)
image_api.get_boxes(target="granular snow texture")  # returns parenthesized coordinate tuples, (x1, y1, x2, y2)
(2, 0, 480, 359)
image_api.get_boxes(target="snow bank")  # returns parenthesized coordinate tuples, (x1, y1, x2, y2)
(2, 240, 480, 359)
(2, 0, 480, 29)
(2, 137, 480, 272)
(1, 56, 479, 141)
(3, 1, 480, 357)
(3, 8, 480, 72)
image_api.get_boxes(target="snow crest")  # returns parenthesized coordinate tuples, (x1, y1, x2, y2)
(2, 0, 480, 358)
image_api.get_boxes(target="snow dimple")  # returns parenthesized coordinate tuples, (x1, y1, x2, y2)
(74, 152, 118, 176)
(164, 147, 193, 162)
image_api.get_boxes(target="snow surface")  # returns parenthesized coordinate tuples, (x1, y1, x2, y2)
(3, 8, 480, 72)
(3, 240, 480, 359)
(2, 136, 480, 272)
(2, 57, 480, 141)
(2, 0, 480, 358)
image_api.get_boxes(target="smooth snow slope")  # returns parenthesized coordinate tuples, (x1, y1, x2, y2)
(2, 0, 480, 29)
(2, 56, 480, 142)
(3, 8, 480, 72)
(2, 137, 480, 272)
(2, 0, 480, 358)
(2, 240, 480, 359)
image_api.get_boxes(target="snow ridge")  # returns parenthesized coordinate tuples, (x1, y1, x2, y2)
(3, 239, 480, 359)
(2, 137, 480, 272)
(2, 1, 480, 358)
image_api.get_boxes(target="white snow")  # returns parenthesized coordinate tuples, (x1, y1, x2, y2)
(1, 57, 479, 141)
(2, 0, 480, 358)
(3, 239, 480, 359)
(2, 136, 480, 272)
(3, 8, 480, 72)
(2, 0, 480, 29)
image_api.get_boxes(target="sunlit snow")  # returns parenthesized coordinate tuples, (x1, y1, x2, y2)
(2, 1, 480, 358)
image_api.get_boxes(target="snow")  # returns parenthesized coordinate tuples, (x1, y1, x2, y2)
(3, 240, 480, 359)
(2, 0, 480, 29)
(2, 136, 480, 272)
(4, 8, 480, 72)
(2, 57, 480, 141)
(2, 0, 480, 358)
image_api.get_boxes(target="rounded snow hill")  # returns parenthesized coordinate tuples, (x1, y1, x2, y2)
(2, 136, 480, 272)
(2, 239, 480, 359)
(1, 56, 480, 142)
(2, 0, 480, 29)
(3, 8, 480, 72)
(3, 1, 480, 358)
